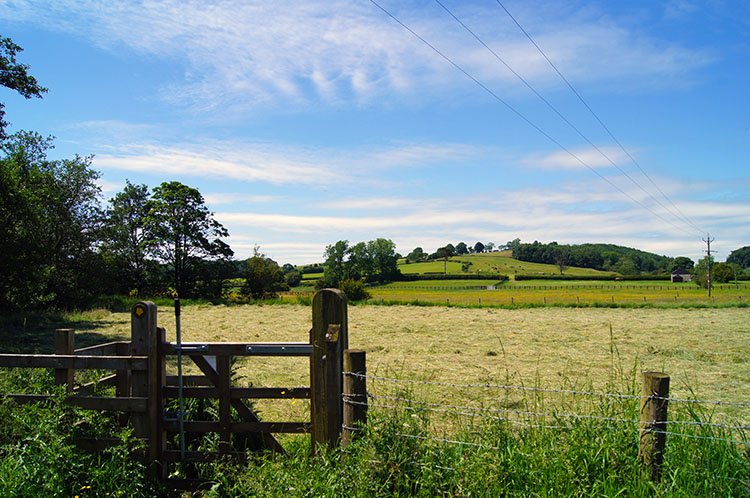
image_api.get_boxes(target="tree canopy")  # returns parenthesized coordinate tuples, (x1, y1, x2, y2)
(145, 181, 233, 297)
(726, 246, 750, 270)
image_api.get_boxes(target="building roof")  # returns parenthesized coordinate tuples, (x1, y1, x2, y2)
(671, 268, 692, 275)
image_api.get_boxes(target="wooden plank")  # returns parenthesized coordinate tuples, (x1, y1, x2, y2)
(217, 355, 231, 455)
(4, 394, 147, 412)
(0, 354, 147, 370)
(164, 420, 311, 434)
(74, 374, 117, 395)
(162, 386, 311, 399)
(190, 355, 285, 454)
(231, 421, 311, 434)
(74, 341, 126, 356)
(162, 342, 312, 357)
(55, 329, 75, 392)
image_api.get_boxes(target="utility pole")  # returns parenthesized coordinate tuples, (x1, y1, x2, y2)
(703, 234, 714, 297)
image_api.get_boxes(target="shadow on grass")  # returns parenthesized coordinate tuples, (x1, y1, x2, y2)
(0, 311, 128, 354)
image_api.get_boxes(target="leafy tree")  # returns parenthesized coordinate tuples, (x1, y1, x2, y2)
(505, 238, 521, 251)
(485, 242, 495, 252)
(338, 278, 370, 301)
(455, 242, 468, 255)
(406, 247, 426, 263)
(367, 238, 399, 282)
(144, 181, 232, 297)
(285, 270, 303, 287)
(0, 131, 103, 309)
(242, 250, 287, 299)
(474, 241, 485, 254)
(669, 256, 695, 273)
(349, 241, 374, 281)
(726, 246, 750, 270)
(1, 36, 48, 139)
(323, 240, 350, 287)
(692, 257, 732, 289)
(100, 181, 159, 294)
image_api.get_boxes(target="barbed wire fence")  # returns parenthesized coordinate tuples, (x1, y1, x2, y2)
(342, 370, 750, 486)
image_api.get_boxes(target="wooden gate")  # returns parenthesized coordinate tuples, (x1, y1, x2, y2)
(0, 289, 350, 483)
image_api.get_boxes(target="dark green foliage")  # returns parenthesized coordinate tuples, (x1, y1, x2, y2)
(513, 241, 672, 274)
(727, 246, 750, 270)
(323, 238, 400, 287)
(144, 181, 233, 297)
(242, 251, 288, 299)
(693, 257, 735, 288)
(0, 131, 105, 310)
(406, 247, 427, 263)
(670, 256, 695, 272)
(285, 270, 303, 287)
(0, 373, 165, 496)
(338, 278, 371, 301)
(0, 36, 47, 140)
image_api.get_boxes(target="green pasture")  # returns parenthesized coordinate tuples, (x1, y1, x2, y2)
(368, 279, 750, 307)
(301, 272, 324, 280)
(398, 260, 464, 274)
(399, 252, 618, 278)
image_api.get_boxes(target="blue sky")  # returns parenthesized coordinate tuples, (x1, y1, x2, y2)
(2, 0, 748, 265)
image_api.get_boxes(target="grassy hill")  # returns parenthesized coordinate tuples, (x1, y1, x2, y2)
(399, 252, 618, 279)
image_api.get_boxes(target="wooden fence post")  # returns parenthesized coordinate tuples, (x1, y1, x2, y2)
(342, 349, 367, 448)
(55, 329, 75, 392)
(310, 289, 348, 452)
(639, 372, 670, 481)
(131, 301, 162, 466)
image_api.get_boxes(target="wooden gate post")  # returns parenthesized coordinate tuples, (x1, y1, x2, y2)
(131, 301, 165, 468)
(342, 349, 366, 448)
(55, 329, 75, 392)
(639, 372, 670, 481)
(310, 289, 348, 452)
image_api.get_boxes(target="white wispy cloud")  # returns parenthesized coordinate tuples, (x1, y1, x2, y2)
(1, 0, 713, 111)
(91, 139, 478, 186)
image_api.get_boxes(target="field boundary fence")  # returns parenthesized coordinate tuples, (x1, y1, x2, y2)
(342, 369, 750, 484)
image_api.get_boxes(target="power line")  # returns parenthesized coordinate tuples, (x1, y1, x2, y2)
(434, 0, 703, 237)
(492, 0, 705, 235)
(366, 0, 691, 235)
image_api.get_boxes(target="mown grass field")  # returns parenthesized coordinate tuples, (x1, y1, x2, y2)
(6, 303, 746, 422)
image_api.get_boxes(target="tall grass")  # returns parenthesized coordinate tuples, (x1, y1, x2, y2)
(0, 370, 166, 497)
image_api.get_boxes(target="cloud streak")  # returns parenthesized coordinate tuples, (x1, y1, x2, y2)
(2, 0, 713, 111)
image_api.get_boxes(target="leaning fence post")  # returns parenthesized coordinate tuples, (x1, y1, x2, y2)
(310, 288, 348, 452)
(55, 329, 75, 393)
(342, 349, 367, 448)
(639, 372, 670, 481)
